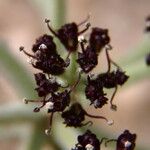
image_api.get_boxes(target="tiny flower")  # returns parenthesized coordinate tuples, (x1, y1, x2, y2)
(85, 75, 108, 108)
(115, 70, 129, 86)
(97, 69, 129, 110)
(77, 46, 98, 73)
(61, 103, 113, 127)
(73, 130, 101, 150)
(116, 130, 137, 150)
(34, 73, 61, 97)
(89, 27, 110, 53)
(47, 90, 70, 113)
(32, 34, 56, 54)
(45, 18, 90, 52)
(45, 101, 54, 110)
(20, 45, 68, 75)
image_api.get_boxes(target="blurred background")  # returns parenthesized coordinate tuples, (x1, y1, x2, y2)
(0, 0, 150, 150)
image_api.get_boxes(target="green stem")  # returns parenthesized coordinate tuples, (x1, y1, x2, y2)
(0, 43, 35, 98)
(55, 0, 66, 28)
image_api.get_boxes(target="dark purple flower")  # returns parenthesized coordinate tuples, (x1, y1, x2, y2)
(86, 70, 129, 110)
(32, 53, 67, 75)
(32, 34, 57, 54)
(20, 33, 70, 75)
(47, 90, 70, 113)
(97, 70, 129, 88)
(117, 130, 137, 150)
(89, 27, 110, 53)
(115, 70, 129, 86)
(61, 103, 113, 127)
(85, 75, 108, 108)
(45, 19, 90, 52)
(77, 46, 98, 73)
(73, 130, 101, 150)
(57, 23, 78, 52)
(61, 103, 85, 127)
(34, 73, 60, 97)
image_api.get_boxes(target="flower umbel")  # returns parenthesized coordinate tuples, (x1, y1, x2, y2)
(20, 16, 136, 150)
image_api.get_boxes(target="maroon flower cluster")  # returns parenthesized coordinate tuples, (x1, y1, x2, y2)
(72, 130, 136, 150)
(20, 16, 136, 149)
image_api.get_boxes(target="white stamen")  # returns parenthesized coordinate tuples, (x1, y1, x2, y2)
(45, 129, 51, 135)
(45, 102, 54, 110)
(23, 98, 28, 104)
(49, 76, 56, 83)
(77, 67, 82, 74)
(39, 44, 47, 49)
(85, 144, 94, 150)
(89, 73, 98, 80)
(56, 78, 66, 86)
(124, 141, 131, 148)
(102, 34, 106, 39)
(107, 120, 114, 126)
(78, 35, 85, 42)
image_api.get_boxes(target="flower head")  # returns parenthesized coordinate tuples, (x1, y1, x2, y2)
(85, 75, 108, 108)
(72, 130, 101, 150)
(34, 73, 60, 97)
(117, 130, 137, 150)
(89, 28, 110, 53)
(47, 90, 70, 113)
(77, 46, 98, 73)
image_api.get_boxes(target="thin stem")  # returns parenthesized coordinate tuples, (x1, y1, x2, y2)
(105, 48, 111, 73)
(19, 47, 36, 59)
(34, 96, 47, 111)
(23, 98, 45, 104)
(45, 19, 58, 37)
(70, 72, 82, 92)
(84, 111, 108, 122)
(78, 23, 91, 35)
(110, 86, 118, 111)
(100, 137, 108, 144)
(110, 58, 121, 69)
(82, 121, 93, 127)
(80, 40, 86, 52)
(45, 112, 54, 135)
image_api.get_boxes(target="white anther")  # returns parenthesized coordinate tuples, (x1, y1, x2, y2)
(49, 76, 56, 83)
(45, 129, 51, 135)
(124, 141, 131, 148)
(56, 78, 66, 86)
(107, 120, 114, 126)
(23, 98, 28, 104)
(102, 34, 106, 39)
(45, 102, 54, 110)
(39, 44, 47, 49)
(85, 144, 94, 150)
(77, 67, 82, 74)
(89, 73, 98, 80)
(78, 35, 85, 42)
